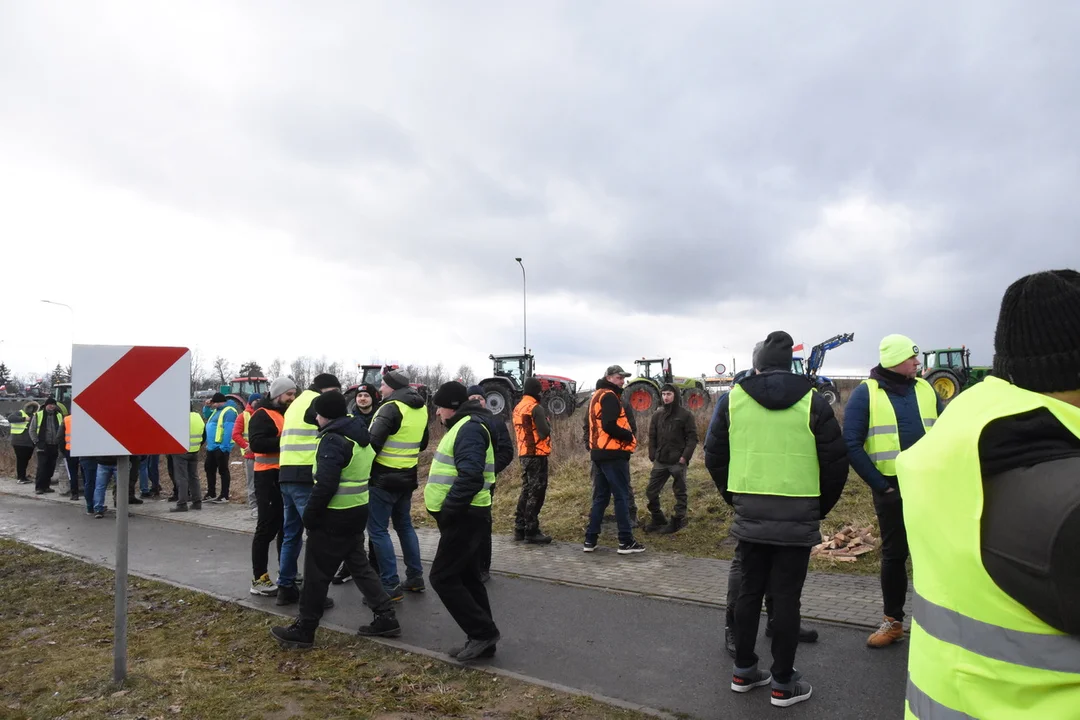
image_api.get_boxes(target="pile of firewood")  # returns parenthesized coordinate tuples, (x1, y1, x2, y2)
(811, 525, 878, 562)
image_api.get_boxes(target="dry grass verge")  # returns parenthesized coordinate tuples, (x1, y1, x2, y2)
(0, 539, 650, 720)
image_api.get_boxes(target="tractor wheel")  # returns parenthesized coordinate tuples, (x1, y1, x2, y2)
(626, 382, 659, 413)
(682, 386, 709, 411)
(544, 390, 573, 418)
(926, 370, 963, 402)
(481, 381, 513, 419)
(819, 384, 840, 406)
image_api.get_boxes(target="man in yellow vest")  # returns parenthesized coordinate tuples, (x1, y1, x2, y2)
(203, 392, 239, 503)
(425, 381, 501, 661)
(466, 384, 514, 582)
(169, 403, 206, 512)
(511, 377, 553, 544)
(366, 369, 429, 598)
(897, 269, 1080, 719)
(276, 373, 341, 606)
(248, 377, 295, 596)
(271, 390, 401, 649)
(584, 365, 643, 554)
(7, 401, 38, 484)
(29, 397, 64, 495)
(704, 331, 849, 708)
(843, 334, 943, 648)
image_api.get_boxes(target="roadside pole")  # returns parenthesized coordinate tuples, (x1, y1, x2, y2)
(114, 455, 130, 683)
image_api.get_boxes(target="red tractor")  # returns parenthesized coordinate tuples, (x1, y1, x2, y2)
(344, 364, 434, 417)
(479, 353, 577, 419)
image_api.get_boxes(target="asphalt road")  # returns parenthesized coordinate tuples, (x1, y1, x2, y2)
(0, 494, 908, 719)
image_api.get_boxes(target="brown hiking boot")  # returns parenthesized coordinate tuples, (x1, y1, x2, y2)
(867, 616, 904, 648)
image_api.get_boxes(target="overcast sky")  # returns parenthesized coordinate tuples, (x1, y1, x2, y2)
(1, 1, 1076, 388)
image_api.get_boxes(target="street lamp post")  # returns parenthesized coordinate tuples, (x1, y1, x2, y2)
(514, 258, 527, 358)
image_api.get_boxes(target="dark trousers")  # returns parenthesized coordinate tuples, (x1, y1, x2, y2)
(111, 457, 139, 502)
(480, 512, 493, 574)
(204, 448, 230, 498)
(585, 459, 635, 544)
(645, 461, 688, 519)
(725, 548, 775, 628)
(165, 455, 175, 497)
(14, 445, 34, 481)
(429, 510, 499, 640)
(733, 540, 810, 685)
(873, 490, 909, 621)
(34, 445, 59, 491)
(514, 456, 549, 533)
(299, 514, 391, 631)
(64, 454, 80, 495)
(589, 460, 637, 519)
(251, 471, 284, 579)
(80, 458, 99, 513)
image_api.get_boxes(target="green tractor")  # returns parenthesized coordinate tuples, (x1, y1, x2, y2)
(624, 357, 710, 412)
(922, 346, 991, 402)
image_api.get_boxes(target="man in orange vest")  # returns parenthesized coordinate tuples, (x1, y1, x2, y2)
(62, 413, 81, 501)
(512, 377, 553, 544)
(584, 365, 644, 554)
(247, 377, 296, 597)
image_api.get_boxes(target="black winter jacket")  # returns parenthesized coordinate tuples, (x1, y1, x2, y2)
(439, 401, 503, 517)
(979, 408, 1080, 634)
(248, 400, 289, 460)
(302, 415, 372, 536)
(586, 379, 637, 462)
(368, 387, 430, 492)
(704, 370, 849, 547)
(648, 396, 698, 464)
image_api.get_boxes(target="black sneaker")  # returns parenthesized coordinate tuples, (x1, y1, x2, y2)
(455, 633, 501, 661)
(43, 487, 56, 494)
(139, 492, 153, 499)
(190, 502, 202, 510)
(270, 622, 314, 649)
(167, 495, 178, 502)
(275, 584, 300, 606)
(449, 640, 496, 659)
(731, 666, 772, 693)
(128, 496, 144, 505)
(617, 540, 646, 555)
(94, 511, 105, 519)
(524, 530, 552, 544)
(357, 611, 401, 638)
(169, 503, 189, 513)
(402, 576, 426, 593)
(771, 674, 813, 708)
(583, 539, 598, 553)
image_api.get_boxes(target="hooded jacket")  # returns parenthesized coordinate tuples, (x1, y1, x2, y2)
(205, 400, 240, 453)
(29, 406, 64, 449)
(648, 391, 699, 464)
(978, 408, 1080, 634)
(704, 370, 849, 547)
(8, 407, 36, 448)
(302, 415, 373, 536)
(586, 378, 637, 462)
(349, 383, 382, 429)
(368, 386, 431, 491)
(248, 398, 290, 463)
(439, 400, 505, 516)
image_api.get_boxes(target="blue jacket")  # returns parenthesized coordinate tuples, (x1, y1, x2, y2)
(843, 367, 945, 492)
(206, 401, 240, 452)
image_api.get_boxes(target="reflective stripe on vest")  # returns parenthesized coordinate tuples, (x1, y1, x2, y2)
(242, 410, 251, 442)
(209, 405, 237, 444)
(897, 377, 1080, 719)
(279, 390, 320, 466)
(10, 410, 28, 436)
(424, 415, 494, 512)
(253, 408, 285, 471)
(587, 388, 637, 452)
(513, 395, 551, 457)
(373, 400, 427, 469)
(313, 434, 373, 509)
(863, 378, 938, 475)
(727, 385, 820, 497)
(63, 414, 71, 451)
(188, 412, 205, 453)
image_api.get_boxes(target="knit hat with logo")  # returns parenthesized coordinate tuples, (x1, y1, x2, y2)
(879, 334, 919, 369)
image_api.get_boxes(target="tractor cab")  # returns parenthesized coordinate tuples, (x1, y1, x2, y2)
(491, 354, 534, 389)
(921, 346, 991, 401)
(228, 377, 269, 399)
(922, 348, 966, 374)
(52, 382, 72, 415)
(634, 358, 673, 385)
(359, 364, 387, 387)
(790, 358, 805, 376)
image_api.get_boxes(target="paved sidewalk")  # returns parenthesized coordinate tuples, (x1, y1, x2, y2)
(0, 478, 909, 630)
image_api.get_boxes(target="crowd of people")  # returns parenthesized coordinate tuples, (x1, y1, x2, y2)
(7, 268, 1078, 715)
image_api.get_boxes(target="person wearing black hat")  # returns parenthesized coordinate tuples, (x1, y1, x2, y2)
(896, 269, 1080, 718)
(644, 382, 698, 535)
(511, 377, 553, 544)
(467, 384, 515, 582)
(332, 382, 384, 587)
(271, 389, 401, 649)
(28, 397, 64, 494)
(704, 331, 849, 708)
(203, 392, 239, 503)
(424, 381, 502, 661)
(7, 400, 39, 484)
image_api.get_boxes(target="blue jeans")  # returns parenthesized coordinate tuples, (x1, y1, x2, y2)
(139, 455, 160, 494)
(585, 459, 634, 544)
(367, 486, 424, 589)
(80, 458, 99, 513)
(94, 464, 117, 513)
(278, 483, 313, 588)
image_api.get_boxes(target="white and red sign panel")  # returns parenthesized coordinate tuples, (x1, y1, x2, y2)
(71, 345, 191, 456)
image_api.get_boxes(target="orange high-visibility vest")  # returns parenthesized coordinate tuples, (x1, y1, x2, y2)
(63, 414, 72, 452)
(513, 395, 552, 457)
(587, 388, 637, 453)
(252, 408, 285, 471)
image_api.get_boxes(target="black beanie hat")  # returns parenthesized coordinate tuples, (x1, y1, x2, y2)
(993, 269, 1080, 393)
(356, 383, 379, 400)
(210, 392, 228, 403)
(311, 373, 341, 391)
(523, 377, 543, 398)
(313, 390, 348, 420)
(660, 382, 678, 394)
(755, 331, 795, 371)
(432, 381, 469, 410)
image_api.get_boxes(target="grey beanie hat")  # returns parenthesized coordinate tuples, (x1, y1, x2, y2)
(269, 376, 298, 400)
(384, 369, 410, 390)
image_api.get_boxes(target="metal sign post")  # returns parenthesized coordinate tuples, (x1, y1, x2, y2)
(114, 455, 130, 683)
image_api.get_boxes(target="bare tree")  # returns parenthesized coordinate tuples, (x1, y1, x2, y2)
(190, 347, 208, 394)
(290, 357, 312, 389)
(212, 356, 232, 385)
(312, 356, 328, 375)
(327, 360, 343, 382)
(268, 357, 283, 379)
(455, 364, 477, 386)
